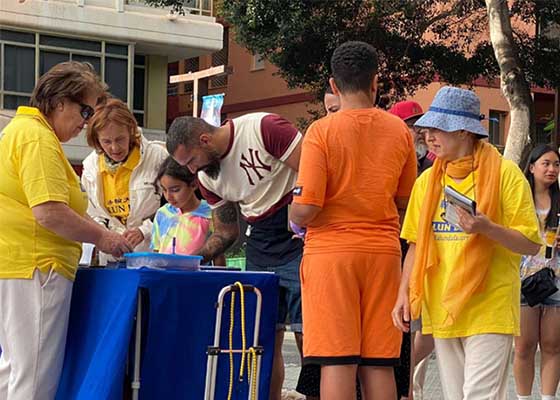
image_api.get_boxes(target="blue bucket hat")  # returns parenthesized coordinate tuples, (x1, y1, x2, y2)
(414, 86, 488, 138)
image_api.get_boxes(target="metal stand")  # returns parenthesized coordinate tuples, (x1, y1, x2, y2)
(131, 289, 142, 400)
(203, 284, 263, 400)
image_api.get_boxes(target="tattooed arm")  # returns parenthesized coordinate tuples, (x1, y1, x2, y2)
(198, 201, 240, 264)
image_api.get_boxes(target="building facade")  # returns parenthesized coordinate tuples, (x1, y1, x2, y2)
(167, 24, 555, 149)
(1, 0, 222, 164)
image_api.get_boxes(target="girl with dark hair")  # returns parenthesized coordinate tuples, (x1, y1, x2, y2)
(514, 144, 560, 400)
(151, 157, 225, 264)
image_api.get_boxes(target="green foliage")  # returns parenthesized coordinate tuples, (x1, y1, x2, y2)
(145, 0, 560, 103)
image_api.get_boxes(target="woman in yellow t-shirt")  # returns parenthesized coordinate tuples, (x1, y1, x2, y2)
(81, 98, 168, 265)
(513, 144, 560, 400)
(391, 87, 541, 400)
(0, 62, 131, 400)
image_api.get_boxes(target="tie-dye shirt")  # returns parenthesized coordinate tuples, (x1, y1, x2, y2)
(151, 201, 212, 255)
(520, 208, 559, 279)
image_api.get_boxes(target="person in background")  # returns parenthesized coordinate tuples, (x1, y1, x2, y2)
(323, 86, 341, 115)
(392, 86, 541, 400)
(166, 110, 303, 400)
(388, 100, 436, 400)
(389, 100, 436, 173)
(291, 41, 417, 399)
(0, 61, 131, 400)
(82, 98, 168, 265)
(151, 156, 225, 265)
(514, 144, 560, 400)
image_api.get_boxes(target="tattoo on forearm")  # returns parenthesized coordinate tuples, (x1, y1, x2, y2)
(198, 202, 239, 263)
(199, 235, 235, 263)
(216, 202, 238, 224)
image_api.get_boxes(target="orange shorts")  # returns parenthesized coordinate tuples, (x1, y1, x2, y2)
(301, 251, 402, 366)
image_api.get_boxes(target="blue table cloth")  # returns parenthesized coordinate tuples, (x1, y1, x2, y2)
(56, 268, 279, 400)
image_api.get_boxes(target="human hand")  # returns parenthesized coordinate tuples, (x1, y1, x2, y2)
(123, 228, 144, 248)
(456, 207, 493, 235)
(97, 231, 133, 258)
(289, 221, 306, 240)
(391, 289, 411, 332)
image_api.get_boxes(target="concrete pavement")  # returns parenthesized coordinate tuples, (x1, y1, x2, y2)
(281, 334, 560, 399)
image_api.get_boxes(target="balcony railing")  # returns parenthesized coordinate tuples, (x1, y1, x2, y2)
(126, 0, 213, 16)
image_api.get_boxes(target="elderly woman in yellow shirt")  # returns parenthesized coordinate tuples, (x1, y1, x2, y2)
(81, 98, 168, 265)
(0, 61, 131, 400)
(392, 87, 541, 400)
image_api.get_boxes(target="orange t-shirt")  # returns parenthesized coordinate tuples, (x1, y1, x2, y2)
(293, 108, 417, 256)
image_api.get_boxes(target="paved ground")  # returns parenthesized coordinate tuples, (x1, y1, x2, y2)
(281, 334, 560, 399)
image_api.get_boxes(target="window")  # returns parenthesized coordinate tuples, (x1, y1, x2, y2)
(2, 43, 35, 108)
(133, 55, 146, 127)
(489, 110, 508, 146)
(251, 53, 265, 71)
(210, 28, 228, 88)
(4, 46, 35, 94)
(40, 35, 101, 52)
(167, 61, 179, 97)
(183, 57, 200, 93)
(72, 54, 101, 74)
(105, 57, 128, 101)
(40, 51, 70, 75)
(1, 28, 143, 112)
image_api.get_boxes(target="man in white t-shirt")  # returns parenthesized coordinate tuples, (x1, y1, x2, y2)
(166, 113, 303, 400)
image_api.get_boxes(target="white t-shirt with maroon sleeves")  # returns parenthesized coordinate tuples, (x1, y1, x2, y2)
(198, 112, 302, 223)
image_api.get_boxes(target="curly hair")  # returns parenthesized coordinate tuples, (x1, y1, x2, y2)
(30, 61, 107, 117)
(86, 98, 141, 153)
(330, 41, 379, 94)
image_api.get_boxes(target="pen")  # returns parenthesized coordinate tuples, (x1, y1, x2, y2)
(172, 237, 176, 255)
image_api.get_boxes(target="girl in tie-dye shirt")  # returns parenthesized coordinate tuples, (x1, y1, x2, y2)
(151, 157, 214, 256)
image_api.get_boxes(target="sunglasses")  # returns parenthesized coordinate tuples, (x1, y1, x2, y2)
(78, 103, 95, 121)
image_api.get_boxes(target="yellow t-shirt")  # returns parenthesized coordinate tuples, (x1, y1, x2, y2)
(0, 106, 89, 281)
(401, 159, 541, 338)
(100, 146, 140, 226)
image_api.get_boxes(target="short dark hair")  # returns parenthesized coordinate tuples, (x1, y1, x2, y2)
(330, 41, 378, 94)
(30, 61, 107, 117)
(155, 156, 197, 188)
(166, 116, 217, 155)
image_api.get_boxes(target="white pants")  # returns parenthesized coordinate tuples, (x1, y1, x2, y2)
(434, 334, 513, 400)
(0, 269, 73, 400)
(412, 353, 431, 400)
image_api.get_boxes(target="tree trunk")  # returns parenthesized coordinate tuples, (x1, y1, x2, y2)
(485, 0, 535, 164)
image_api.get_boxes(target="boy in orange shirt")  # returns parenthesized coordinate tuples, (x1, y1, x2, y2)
(290, 41, 417, 399)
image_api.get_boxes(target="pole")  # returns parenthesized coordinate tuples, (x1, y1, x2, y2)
(193, 79, 199, 118)
(554, 88, 559, 150)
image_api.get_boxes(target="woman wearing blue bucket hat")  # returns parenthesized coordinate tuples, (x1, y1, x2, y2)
(392, 86, 542, 399)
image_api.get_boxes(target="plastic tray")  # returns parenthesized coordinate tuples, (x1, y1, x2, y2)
(124, 252, 203, 271)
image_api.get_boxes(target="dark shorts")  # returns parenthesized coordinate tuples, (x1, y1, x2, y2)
(246, 254, 303, 332)
(521, 291, 560, 307)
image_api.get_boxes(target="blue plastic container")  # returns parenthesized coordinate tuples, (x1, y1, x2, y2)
(124, 252, 203, 271)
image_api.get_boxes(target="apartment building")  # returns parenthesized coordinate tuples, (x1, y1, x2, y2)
(168, 23, 556, 148)
(1, 0, 223, 166)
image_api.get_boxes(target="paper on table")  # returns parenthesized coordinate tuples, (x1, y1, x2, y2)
(79, 243, 95, 266)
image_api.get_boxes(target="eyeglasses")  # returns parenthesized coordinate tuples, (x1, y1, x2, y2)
(78, 103, 95, 121)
